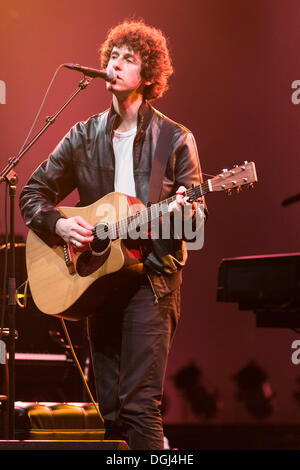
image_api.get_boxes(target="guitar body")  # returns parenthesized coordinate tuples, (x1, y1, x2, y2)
(26, 192, 145, 319)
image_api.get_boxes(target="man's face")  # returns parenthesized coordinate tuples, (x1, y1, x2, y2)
(106, 44, 146, 96)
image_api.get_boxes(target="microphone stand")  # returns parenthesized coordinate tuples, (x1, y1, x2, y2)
(0, 76, 92, 439)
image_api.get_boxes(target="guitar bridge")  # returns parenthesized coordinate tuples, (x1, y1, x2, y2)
(63, 243, 76, 274)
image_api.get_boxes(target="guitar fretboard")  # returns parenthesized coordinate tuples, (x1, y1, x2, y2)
(92, 180, 210, 240)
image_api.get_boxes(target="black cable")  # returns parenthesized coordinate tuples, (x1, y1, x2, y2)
(60, 318, 104, 424)
(18, 64, 65, 154)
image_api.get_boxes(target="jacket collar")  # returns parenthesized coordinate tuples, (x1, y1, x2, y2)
(106, 100, 154, 138)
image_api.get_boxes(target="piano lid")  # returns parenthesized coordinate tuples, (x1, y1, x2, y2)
(216, 252, 300, 307)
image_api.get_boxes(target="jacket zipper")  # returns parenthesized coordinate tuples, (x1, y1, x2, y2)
(146, 273, 159, 304)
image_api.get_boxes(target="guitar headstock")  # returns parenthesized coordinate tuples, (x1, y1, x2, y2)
(209, 161, 258, 195)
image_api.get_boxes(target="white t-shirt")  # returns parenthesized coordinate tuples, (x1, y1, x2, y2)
(112, 126, 137, 197)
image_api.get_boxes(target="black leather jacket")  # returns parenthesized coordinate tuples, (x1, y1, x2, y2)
(19, 101, 206, 300)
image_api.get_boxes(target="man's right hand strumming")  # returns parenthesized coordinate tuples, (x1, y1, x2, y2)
(55, 216, 94, 249)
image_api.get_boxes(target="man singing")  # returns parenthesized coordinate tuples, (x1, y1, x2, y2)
(19, 19, 207, 449)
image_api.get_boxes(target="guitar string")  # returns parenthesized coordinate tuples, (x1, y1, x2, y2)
(91, 171, 250, 241)
(91, 181, 210, 241)
(91, 183, 210, 240)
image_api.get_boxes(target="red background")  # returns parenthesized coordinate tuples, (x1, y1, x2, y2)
(0, 0, 299, 424)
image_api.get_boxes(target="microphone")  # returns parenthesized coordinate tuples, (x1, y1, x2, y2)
(64, 63, 116, 82)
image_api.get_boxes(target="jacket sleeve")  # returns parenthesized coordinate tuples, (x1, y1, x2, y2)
(144, 128, 208, 276)
(19, 129, 77, 236)
(172, 130, 208, 243)
(174, 130, 208, 217)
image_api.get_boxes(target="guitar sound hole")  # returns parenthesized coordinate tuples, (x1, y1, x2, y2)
(91, 222, 110, 253)
(90, 237, 110, 254)
(76, 243, 111, 277)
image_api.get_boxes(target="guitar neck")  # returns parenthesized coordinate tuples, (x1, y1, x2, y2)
(113, 180, 210, 239)
(94, 161, 257, 240)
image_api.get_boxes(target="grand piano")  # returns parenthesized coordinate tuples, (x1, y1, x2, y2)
(216, 253, 300, 327)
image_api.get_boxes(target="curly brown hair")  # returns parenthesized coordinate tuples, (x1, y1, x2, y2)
(99, 19, 174, 101)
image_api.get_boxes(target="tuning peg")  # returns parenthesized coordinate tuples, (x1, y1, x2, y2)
(248, 183, 254, 189)
(236, 186, 242, 193)
(221, 168, 228, 173)
(226, 189, 232, 196)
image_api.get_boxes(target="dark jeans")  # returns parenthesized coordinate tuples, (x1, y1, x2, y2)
(87, 276, 180, 450)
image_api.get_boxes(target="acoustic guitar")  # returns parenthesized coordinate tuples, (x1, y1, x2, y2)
(25, 161, 257, 319)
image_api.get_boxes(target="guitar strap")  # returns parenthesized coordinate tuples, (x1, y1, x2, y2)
(147, 118, 175, 204)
